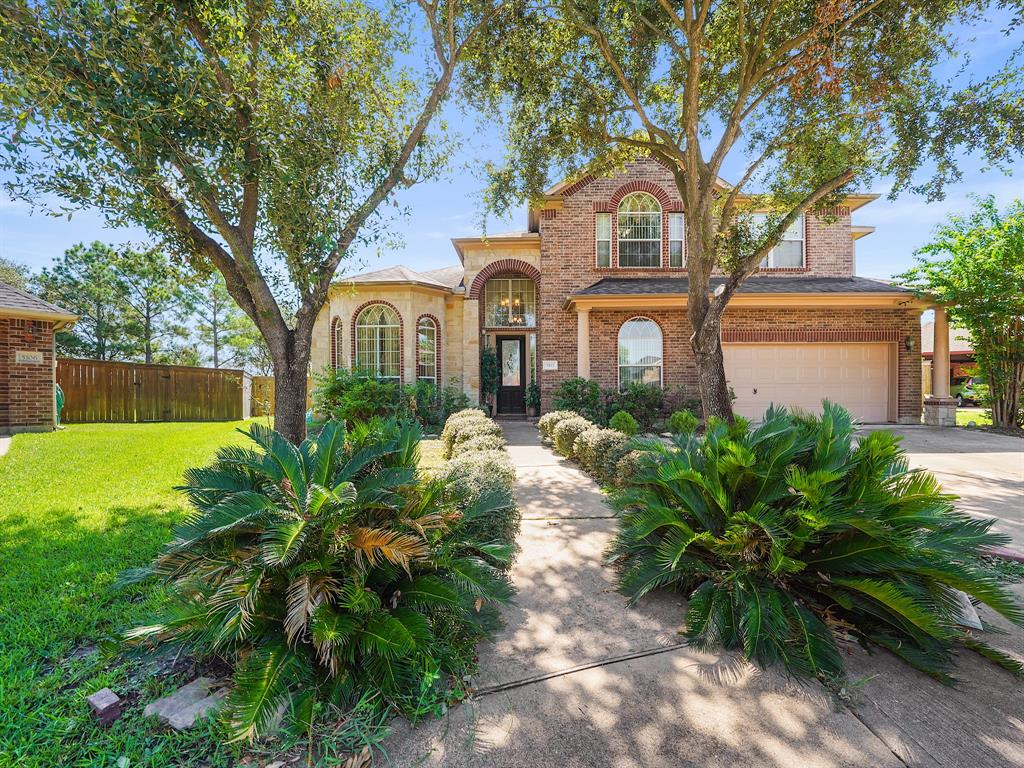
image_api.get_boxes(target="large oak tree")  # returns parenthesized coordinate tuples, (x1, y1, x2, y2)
(1, 0, 506, 442)
(468, 0, 1024, 419)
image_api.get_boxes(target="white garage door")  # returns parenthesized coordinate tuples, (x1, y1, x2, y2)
(723, 343, 891, 423)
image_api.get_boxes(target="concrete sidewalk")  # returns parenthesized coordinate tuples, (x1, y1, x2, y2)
(381, 423, 905, 767)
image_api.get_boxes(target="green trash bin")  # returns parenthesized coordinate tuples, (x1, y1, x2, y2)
(55, 383, 65, 427)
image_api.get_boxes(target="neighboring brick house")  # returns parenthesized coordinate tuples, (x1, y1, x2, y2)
(313, 158, 953, 424)
(0, 283, 77, 434)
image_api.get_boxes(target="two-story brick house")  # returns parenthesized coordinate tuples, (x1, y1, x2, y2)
(312, 159, 952, 424)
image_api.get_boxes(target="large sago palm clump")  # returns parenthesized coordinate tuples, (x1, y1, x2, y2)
(607, 403, 1023, 683)
(125, 419, 513, 740)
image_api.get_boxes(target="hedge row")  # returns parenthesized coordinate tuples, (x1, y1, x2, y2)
(539, 409, 648, 486)
(436, 409, 519, 566)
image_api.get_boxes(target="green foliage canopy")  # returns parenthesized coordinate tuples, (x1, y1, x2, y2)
(900, 196, 1024, 428)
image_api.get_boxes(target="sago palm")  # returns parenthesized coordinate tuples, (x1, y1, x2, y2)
(607, 402, 1023, 684)
(124, 418, 513, 741)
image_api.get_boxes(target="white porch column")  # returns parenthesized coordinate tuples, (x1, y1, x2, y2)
(577, 307, 591, 379)
(932, 305, 950, 398)
(923, 305, 956, 426)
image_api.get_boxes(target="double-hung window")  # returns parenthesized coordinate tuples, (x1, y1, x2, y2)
(668, 213, 685, 267)
(755, 213, 805, 268)
(596, 213, 612, 267)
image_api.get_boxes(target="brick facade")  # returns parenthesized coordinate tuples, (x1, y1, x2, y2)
(582, 307, 921, 422)
(0, 318, 56, 432)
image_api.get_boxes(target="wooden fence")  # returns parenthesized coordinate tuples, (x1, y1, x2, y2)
(57, 359, 245, 423)
(249, 375, 314, 418)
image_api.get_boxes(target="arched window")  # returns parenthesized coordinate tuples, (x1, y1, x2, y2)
(618, 317, 663, 388)
(416, 316, 438, 384)
(354, 304, 401, 380)
(617, 192, 662, 268)
(330, 317, 343, 368)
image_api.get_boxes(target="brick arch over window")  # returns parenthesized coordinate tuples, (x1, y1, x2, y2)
(608, 180, 675, 211)
(350, 299, 404, 380)
(467, 259, 541, 300)
(329, 316, 343, 368)
(415, 313, 442, 384)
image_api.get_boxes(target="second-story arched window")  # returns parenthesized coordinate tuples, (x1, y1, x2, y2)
(617, 192, 662, 268)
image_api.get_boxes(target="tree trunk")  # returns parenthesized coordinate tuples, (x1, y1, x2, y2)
(271, 331, 311, 445)
(689, 307, 734, 421)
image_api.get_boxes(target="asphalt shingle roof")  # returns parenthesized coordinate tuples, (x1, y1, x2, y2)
(574, 276, 911, 296)
(0, 283, 76, 319)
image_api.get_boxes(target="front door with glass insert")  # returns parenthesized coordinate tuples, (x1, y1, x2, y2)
(496, 336, 526, 414)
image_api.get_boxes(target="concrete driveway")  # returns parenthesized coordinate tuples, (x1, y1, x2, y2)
(880, 426, 1024, 554)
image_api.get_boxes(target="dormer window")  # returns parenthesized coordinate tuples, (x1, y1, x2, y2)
(617, 192, 661, 267)
(756, 213, 805, 268)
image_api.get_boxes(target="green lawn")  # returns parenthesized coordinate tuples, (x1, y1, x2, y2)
(957, 408, 993, 427)
(0, 421, 258, 767)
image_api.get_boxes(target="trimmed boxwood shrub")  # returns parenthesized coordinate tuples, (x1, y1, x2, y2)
(609, 410, 639, 436)
(553, 415, 594, 457)
(667, 409, 698, 435)
(614, 448, 655, 487)
(440, 408, 498, 458)
(440, 448, 519, 557)
(459, 433, 507, 453)
(607, 402, 1024, 684)
(538, 410, 581, 442)
(574, 427, 631, 483)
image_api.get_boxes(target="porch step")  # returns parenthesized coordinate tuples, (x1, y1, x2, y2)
(494, 414, 528, 422)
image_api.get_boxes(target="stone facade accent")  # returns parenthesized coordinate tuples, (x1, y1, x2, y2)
(923, 396, 957, 427)
(0, 317, 57, 433)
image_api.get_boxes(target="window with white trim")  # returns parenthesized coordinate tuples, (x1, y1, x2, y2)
(755, 213, 805, 268)
(354, 304, 401, 380)
(668, 213, 685, 267)
(417, 317, 437, 383)
(618, 317, 663, 388)
(617, 192, 662, 267)
(484, 277, 536, 327)
(596, 212, 611, 267)
(330, 317, 343, 368)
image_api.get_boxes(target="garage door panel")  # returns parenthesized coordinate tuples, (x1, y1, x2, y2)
(724, 343, 890, 423)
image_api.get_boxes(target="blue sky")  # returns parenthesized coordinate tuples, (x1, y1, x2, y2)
(2, 12, 1020, 283)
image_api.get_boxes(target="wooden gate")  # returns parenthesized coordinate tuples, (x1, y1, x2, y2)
(57, 359, 244, 423)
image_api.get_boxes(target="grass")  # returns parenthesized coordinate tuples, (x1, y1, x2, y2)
(0, 421, 258, 767)
(957, 408, 993, 427)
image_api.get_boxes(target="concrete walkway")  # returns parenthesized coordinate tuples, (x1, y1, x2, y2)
(382, 423, 904, 767)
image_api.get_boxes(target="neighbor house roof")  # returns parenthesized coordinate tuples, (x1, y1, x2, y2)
(0, 283, 78, 325)
(921, 322, 974, 356)
(573, 276, 912, 297)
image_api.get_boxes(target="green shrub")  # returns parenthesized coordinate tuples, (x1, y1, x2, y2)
(552, 377, 604, 423)
(667, 409, 698, 435)
(613, 448, 654, 487)
(459, 433, 507, 454)
(607, 402, 1024, 684)
(440, 408, 494, 458)
(574, 427, 631, 482)
(525, 381, 541, 411)
(312, 367, 410, 424)
(609, 410, 639, 436)
(440, 449, 519, 552)
(605, 382, 663, 431)
(538, 410, 581, 442)
(124, 420, 513, 742)
(553, 415, 594, 457)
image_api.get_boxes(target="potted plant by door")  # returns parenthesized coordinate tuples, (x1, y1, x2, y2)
(525, 380, 541, 417)
(480, 345, 500, 416)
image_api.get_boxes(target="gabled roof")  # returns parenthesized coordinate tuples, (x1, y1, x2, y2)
(451, 231, 540, 261)
(0, 283, 78, 324)
(420, 265, 465, 290)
